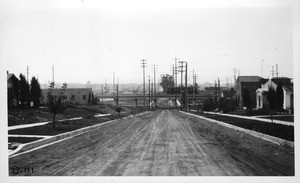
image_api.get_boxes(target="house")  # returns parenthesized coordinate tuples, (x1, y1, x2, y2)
(256, 77, 293, 110)
(235, 76, 266, 109)
(7, 72, 19, 108)
(41, 88, 93, 105)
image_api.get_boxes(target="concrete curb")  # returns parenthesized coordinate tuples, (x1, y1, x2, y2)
(9, 111, 150, 157)
(180, 111, 294, 149)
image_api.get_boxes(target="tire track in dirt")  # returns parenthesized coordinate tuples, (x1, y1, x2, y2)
(9, 109, 294, 176)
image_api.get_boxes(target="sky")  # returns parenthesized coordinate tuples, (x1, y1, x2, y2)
(0, 0, 297, 86)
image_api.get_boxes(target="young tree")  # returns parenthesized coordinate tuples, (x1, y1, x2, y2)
(30, 76, 42, 108)
(19, 74, 30, 107)
(115, 106, 122, 119)
(46, 82, 68, 129)
(159, 74, 174, 93)
(276, 83, 284, 111)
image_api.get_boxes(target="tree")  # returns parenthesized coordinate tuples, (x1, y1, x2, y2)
(276, 83, 284, 111)
(46, 82, 68, 129)
(242, 87, 250, 109)
(267, 86, 277, 111)
(7, 74, 20, 108)
(19, 74, 30, 107)
(88, 91, 91, 105)
(267, 86, 277, 122)
(115, 106, 122, 118)
(203, 97, 216, 111)
(218, 97, 236, 113)
(159, 74, 174, 93)
(30, 76, 42, 108)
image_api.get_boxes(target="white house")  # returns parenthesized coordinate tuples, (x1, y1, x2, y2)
(256, 77, 293, 110)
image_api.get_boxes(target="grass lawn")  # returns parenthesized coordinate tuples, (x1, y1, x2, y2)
(8, 113, 129, 136)
(191, 112, 294, 142)
(8, 137, 43, 144)
(8, 107, 97, 126)
(258, 115, 294, 122)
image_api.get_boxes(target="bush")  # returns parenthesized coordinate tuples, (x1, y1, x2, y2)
(218, 98, 236, 113)
(203, 98, 216, 111)
(247, 108, 270, 116)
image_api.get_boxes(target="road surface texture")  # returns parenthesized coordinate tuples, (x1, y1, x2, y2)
(9, 109, 294, 176)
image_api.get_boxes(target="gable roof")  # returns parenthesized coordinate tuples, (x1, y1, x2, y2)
(7, 73, 19, 81)
(236, 76, 263, 83)
(271, 77, 291, 86)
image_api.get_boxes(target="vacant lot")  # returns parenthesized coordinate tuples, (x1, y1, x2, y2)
(192, 112, 294, 141)
(8, 107, 97, 126)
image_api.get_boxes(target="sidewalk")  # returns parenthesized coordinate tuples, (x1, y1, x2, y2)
(8, 134, 52, 138)
(203, 111, 293, 126)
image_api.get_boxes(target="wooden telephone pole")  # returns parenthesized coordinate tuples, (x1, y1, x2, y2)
(141, 59, 147, 107)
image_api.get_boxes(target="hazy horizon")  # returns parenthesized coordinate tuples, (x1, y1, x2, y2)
(1, 2, 295, 86)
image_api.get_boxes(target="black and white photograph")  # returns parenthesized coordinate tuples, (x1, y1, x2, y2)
(0, 0, 299, 182)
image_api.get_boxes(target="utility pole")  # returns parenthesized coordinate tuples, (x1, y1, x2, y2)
(113, 73, 115, 96)
(178, 61, 185, 109)
(185, 62, 188, 111)
(151, 79, 154, 105)
(105, 78, 107, 93)
(171, 64, 175, 86)
(218, 78, 220, 97)
(233, 68, 237, 88)
(141, 59, 147, 107)
(276, 64, 279, 78)
(116, 84, 119, 106)
(52, 65, 54, 84)
(174, 57, 179, 87)
(193, 69, 195, 102)
(261, 59, 264, 78)
(178, 61, 185, 88)
(153, 64, 158, 107)
(102, 85, 103, 104)
(215, 80, 218, 108)
(271, 66, 275, 78)
(26, 66, 29, 83)
(148, 76, 151, 109)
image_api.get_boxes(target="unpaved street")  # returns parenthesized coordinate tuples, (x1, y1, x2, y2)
(9, 109, 294, 176)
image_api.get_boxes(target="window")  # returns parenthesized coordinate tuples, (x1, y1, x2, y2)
(83, 95, 86, 100)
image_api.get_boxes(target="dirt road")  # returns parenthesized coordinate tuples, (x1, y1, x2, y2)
(9, 109, 294, 176)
